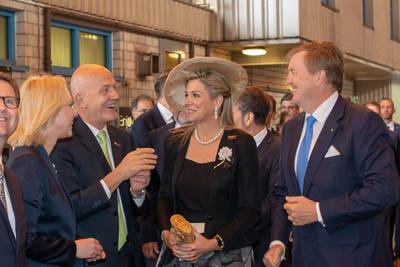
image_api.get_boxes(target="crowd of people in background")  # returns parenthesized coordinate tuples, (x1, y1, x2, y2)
(0, 41, 399, 267)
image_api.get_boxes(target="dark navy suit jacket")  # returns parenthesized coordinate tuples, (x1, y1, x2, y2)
(130, 106, 166, 148)
(253, 130, 282, 263)
(0, 167, 27, 267)
(8, 145, 78, 267)
(272, 96, 399, 267)
(139, 122, 174, 244)
(394, 123, 400, 138)
(51, 116, 145, 267)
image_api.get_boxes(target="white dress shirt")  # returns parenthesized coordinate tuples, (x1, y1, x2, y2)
(253, 127, 269, 147)
(386, 121, 395, 132)
(157, 102, 174, 124)
(294, 91, 339, 225)
(3, 171, 16, 237)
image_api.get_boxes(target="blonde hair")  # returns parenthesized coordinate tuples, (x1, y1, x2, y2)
(8, 75, 73, 147)
(170, 70, 235, 147)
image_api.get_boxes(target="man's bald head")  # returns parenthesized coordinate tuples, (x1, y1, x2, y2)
(71, 64, 119, 129)
(71, 64, 113, 97)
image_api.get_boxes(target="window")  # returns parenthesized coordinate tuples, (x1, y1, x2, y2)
(50, 21, 111, 75)
(362, 0, 374, 29)
(0, 10, 15, 64)
(391, 0, 400, 41)
(164, 51, 183, 70)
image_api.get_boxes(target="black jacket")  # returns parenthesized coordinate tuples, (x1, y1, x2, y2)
(157, 128, 261, 251)
(130, 106, 166, 148)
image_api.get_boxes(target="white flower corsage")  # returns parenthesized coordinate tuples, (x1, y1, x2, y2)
(214, 146, 233, 170)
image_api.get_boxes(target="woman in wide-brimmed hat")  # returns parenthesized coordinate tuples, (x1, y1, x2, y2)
(157, 57, 261, 266)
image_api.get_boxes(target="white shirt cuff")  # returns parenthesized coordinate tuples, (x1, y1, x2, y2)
(269, 240, 285, 261)
(100, 179, 111, 199)
(316, 202, 326, 227)
(133, 194, 145, 207)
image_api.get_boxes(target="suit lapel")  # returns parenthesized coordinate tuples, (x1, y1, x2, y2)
(288, 114, 305, 195)
(171, 141, 189, 210)
(153, 107, 168, 128)
(74, 117, 111, 173)
(36, 146, 74, 209)
(207, 131, 231, 212)
(108, 126, 124, 167)
(303, 96, 345, 196)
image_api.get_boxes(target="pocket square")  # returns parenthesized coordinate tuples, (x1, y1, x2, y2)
(325, 145, 340, 158)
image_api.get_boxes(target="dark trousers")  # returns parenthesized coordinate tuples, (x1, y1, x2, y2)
(253, 238, 268, 267)
(118, 242, 135, 267)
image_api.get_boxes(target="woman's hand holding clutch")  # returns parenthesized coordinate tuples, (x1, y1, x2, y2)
(172, 228, 218, 263)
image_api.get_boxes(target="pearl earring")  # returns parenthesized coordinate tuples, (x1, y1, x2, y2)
(214, 108, 219, 120)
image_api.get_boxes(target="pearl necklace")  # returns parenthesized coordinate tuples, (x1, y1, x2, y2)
(194, 127, 224, 145)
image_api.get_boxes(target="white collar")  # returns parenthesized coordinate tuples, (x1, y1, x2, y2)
(306, 91, 339, 124)
(83, 121, 108, 138)
(157, 102, 173, 124)
(253, 127, 269, 147)
(387, 121, 395, 127)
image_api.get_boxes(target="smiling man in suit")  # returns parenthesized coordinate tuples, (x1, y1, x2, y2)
(264, 42, 399, 267)
(0, 73, 26, 267)
(52, 64, 157, 267)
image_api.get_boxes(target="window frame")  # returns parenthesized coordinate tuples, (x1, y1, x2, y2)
(321, 0, 338, 12)
(0, 9, 16, 65)
(391, 0, 400, 41)
(362, 0, 374, 29)
(50, 21, 112, 76)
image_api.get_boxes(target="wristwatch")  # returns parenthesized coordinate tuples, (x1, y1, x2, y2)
(130, 188, 145, 199)
(214, 234, 225, 251)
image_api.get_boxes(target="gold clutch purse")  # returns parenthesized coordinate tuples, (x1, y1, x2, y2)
(170, 214, 195, 244)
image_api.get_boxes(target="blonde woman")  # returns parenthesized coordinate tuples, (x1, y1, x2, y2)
(157, 57, 260, 266)
(7, 76, 105, 267)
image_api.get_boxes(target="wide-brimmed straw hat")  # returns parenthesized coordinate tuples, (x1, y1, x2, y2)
(163, 57, 248, 112)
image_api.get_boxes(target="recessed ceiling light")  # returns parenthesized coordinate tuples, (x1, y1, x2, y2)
(242, 47, 267, 56)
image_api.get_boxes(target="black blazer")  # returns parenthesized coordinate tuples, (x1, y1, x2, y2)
(51, 116, 145, 267)
(130, 106, 167, 148)
(139, 122, 175, 244)
(157, 128, 261, 251)
(0, 167, 27, 267)
(8, 145, 78, 267)
(256, 130, 281, 241)
(273, 96, 399, 267)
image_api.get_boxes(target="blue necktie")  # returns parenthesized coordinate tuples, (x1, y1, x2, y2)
(297, 116, 316, 194)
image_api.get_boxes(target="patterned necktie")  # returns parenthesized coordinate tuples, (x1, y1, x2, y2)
(97, 130, 127, 250)
(296, 116, 317, 194)
(0, 164, 7, 213)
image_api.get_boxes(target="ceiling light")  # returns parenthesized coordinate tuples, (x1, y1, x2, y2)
(242, 47, 267, 56)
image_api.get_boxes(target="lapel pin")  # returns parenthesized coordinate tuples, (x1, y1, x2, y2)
(113, 142, 121, 148)
(330, 128, 334, 132)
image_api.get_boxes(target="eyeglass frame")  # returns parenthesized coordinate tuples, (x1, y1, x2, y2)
(0, 96, 20, 109)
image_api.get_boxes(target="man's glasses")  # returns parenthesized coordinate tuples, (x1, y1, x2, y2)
(0, 96, 19, 109)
